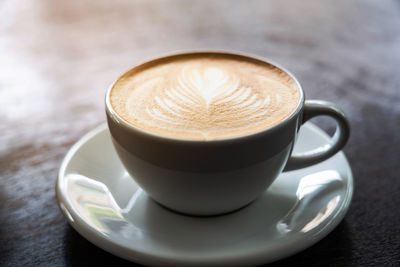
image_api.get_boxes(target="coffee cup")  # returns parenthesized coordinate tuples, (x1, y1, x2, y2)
(105, 51, 350, 216)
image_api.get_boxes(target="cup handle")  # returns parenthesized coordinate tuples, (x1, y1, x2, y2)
(284, 100, 350, 171)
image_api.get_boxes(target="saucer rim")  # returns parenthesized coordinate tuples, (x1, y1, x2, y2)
(56, 123, 353, 266)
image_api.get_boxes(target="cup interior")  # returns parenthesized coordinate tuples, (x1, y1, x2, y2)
(105, 50, 305, 144)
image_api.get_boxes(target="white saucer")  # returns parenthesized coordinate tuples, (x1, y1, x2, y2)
(56, 123, 353, 266)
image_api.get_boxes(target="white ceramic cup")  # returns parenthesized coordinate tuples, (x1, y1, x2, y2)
(105, 51, 350, 216)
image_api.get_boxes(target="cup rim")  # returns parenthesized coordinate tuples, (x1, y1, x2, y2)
(105, 50, 305, 144)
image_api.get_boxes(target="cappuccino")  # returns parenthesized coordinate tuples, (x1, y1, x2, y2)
(110, 53, 300, 140)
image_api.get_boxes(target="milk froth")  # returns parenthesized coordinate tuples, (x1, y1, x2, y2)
(110, 54, 300, 140)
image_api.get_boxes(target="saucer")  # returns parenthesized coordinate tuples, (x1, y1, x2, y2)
(56, 123, 353, 266)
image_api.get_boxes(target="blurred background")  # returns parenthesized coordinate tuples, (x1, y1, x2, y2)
(0, 0, 399, 266)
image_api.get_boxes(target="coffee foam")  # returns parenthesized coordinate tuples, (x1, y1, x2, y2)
(110, 54, 300, 140)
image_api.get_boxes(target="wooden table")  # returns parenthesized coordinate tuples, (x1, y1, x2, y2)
(1, 0, 399, 265)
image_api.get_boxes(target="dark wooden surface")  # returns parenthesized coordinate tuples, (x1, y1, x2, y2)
(1, 0, 400, 266)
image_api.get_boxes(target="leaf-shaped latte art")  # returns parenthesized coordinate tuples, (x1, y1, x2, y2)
(115, 58, 299, 140)
(142, 65, 276, 138)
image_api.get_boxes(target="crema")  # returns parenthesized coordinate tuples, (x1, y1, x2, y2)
(110, 54, 300, 140)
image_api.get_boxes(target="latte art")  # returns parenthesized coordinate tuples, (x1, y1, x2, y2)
(110, 55, 300, 140)
(142, 66, 279, 134)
